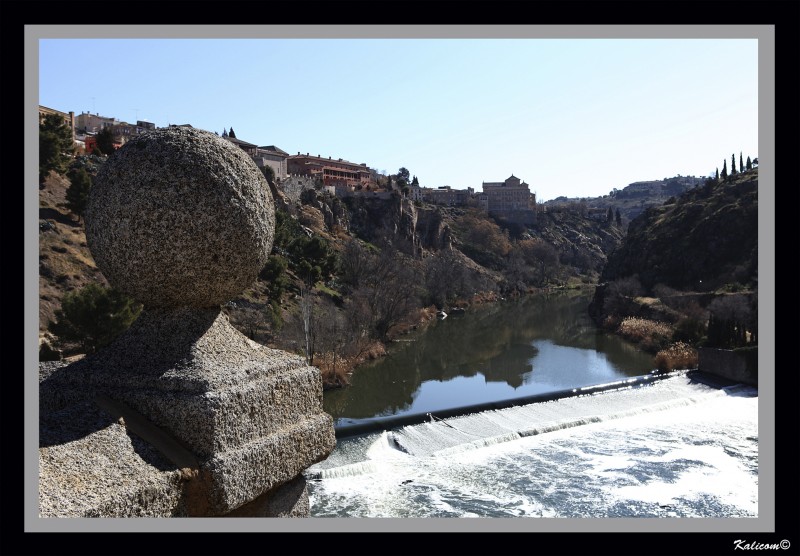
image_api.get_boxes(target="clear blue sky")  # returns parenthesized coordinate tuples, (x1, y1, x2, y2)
(39, 38, 758, 202)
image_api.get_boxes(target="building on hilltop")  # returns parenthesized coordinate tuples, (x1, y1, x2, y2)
(75, 111, 118, 134)
(223, 135, 258, 155)
(481, 175, 536, 224)
(251, 145, 289, 181)
(222, 136, 290, 181)
(39, 105, 75, 142)
(287, 153, 374, 189)
(406, 185, 424, 202)
(421, 186, 474, 206)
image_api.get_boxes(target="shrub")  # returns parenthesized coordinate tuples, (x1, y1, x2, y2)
(672, 301, 708, 344)
(654, 342, 698, 372)
(66, 167, 92, 220)
(49, 283, 142, 354)
(617, 317, 673, 352)
(604, 275, 645, 317)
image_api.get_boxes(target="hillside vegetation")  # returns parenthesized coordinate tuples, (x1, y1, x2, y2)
(599, 169, 757, 292)
(39, 159, 629, 385)
(589, 168, 758, 369)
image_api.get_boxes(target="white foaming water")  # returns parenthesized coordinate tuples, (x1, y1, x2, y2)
(306, 375, 758, 518)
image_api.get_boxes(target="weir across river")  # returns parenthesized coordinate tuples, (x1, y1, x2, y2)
(306, 371, 759, 518)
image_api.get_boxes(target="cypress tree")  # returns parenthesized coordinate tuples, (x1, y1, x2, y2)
(721, 160, 728, 179)
(746, 156, 752, 170)
(615, 208, 622, 226)
(229, 127, 237, 138)
(740, 152, 744, 172)
(731, 154, 737, 174)
(715, 168, 719, 181)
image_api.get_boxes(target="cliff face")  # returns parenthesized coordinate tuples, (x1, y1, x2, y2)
(343, 196, 451, 253)
(599, 169, 758, 292)
(533, 210, 626, 274)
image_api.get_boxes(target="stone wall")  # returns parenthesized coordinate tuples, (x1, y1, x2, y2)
(697, 347, 758, 386)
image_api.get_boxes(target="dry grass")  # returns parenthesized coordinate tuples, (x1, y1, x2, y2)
(617, 317, 674, 352)
(654, 341, 699, 371)
(316, 341, 387, 390)
(39, 173, 108, 333)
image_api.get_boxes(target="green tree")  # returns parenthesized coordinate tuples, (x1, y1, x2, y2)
(740, 152, 744, 172)
(261, 164, 276, 186)
(607, 207, 614, 223)
(615, 208, 622, 226)
(39, 114, 74, 184)
(746, 156, 752, 170)
(715, 167, 719, 181)
(65, 168, 92, 221)
(411, 175, 419, 186)
(259, 255, 289, 301)
(397, 167, 410, 183)
(228, 127, 237, 138)
(721, 159, 728, 180)
(731, 153, 737, 175)
(49, 283, 142, 354)
(96, 127, 116, 155)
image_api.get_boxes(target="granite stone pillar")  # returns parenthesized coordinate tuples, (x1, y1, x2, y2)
(39, 127, 336, 517)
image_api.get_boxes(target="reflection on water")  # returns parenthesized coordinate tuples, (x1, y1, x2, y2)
(324, 291, 656, 423)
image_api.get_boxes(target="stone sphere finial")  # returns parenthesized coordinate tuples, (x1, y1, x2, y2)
(85, 126, 274, 308)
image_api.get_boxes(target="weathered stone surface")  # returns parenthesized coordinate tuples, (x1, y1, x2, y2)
(40, 124, 336, 518)
(39, 400, 188, 518)
(224, 476, 310, 517)
(85, 126, 274, 308)
(39, 309, 336, 515)
(40, 309, 333, 454)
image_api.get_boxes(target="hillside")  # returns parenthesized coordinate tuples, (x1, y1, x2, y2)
(38, 164, 630, 379)
(38, 171, 108, 337)
(599, 169, 758, 292)
(543, 175, 704, 224)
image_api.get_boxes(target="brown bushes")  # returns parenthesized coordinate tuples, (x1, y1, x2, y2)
(654, 342, 698, 372)
(616, 317, 674, 352)
(316, 341, 388, 390)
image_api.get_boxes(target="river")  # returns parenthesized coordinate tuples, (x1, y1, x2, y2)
(307, 292, 759, 519)
(323, 290, 656, 426)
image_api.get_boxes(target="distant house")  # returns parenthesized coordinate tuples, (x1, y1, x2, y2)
(481, 175, 536, 224)
(406, 185, 424, 202)
(75, 111, 117, 134)
(251, 145, 290, 181)
(287, 153, 374, 188)
(223, 136, 258, 155)
(39, 105, 75, 142)
(421, 186, 473, 206)
(223, 136, 290, 181)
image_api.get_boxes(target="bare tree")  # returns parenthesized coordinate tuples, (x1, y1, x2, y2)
(338, 239, 373, 290)
(299, 283, 316, 365)
(424, 249, 471, 307)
